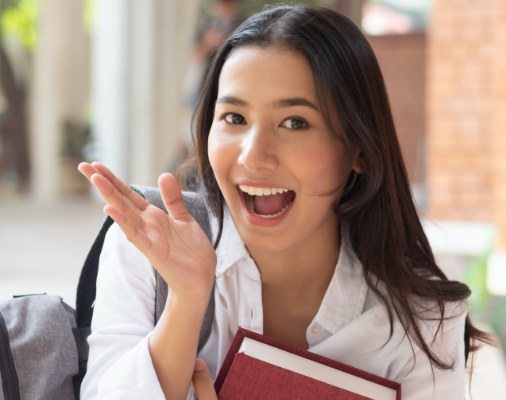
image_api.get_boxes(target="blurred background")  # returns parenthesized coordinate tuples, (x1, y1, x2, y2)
(0, 0, 505, 397)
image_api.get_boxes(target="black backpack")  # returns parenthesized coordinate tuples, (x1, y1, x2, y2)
(0, 186, 215, 400)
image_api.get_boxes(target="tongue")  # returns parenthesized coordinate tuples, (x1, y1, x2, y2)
(254, 191, 294, 215)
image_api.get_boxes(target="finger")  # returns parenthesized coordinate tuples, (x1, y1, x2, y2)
(78, 162, 101, 180)
(158, 173, 192, 222)
(103, 204, 125, 224)
(80, 162, 144, 227)
(90, 173, 135, 217)
(192, 359, 218, 400)
(102, 200, 144, 234)
(103, 204, 150, 250)
(80, 165, 143, 226)
(91, 162, 149, 210)
(80, 162, 146, 219)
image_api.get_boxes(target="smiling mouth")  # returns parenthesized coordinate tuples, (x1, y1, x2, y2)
(236, 186, 296, 219)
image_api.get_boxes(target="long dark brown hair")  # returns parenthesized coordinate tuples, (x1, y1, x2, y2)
(181, 3, 494, 383)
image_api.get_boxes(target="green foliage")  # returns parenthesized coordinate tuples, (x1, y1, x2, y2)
(84, 0, 95, 34)
(490, 299, 506, 350)
(0, 0, 19, 13)
(462, 249, 506, 352)
(60, 119, 91, 159)
(462, 250, 491, 314)
(0, 0, 38, 51)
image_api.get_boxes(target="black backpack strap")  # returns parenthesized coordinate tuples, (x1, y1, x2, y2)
(75, 216, 114, 328)
(74, 216, 115, 394)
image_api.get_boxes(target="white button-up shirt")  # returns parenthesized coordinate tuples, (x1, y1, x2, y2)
(80, 205, 467, 400)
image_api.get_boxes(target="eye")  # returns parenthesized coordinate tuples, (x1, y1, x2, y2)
(222, 113, 245, 125)
(280, 117, 309, 131)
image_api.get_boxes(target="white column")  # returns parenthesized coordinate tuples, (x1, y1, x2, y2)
(152, 0, 201, 180)
(31, 0, 89, 200)
(91, 0, 131, 182)
(92, 0, 200, 188)
(129, 0, 201, 186)
(128, 0, 157, 186)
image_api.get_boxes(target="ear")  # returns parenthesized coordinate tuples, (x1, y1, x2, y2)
(350, 148, 362, 174)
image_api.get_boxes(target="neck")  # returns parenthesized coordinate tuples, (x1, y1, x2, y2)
(246, 216, 341, 305)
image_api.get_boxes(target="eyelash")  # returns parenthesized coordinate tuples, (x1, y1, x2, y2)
(219, 112, 310, 131)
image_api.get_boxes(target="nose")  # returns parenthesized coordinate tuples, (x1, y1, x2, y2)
(237, 126, 279, 172)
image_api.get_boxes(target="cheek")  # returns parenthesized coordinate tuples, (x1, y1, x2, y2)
(208, 128, 236, 183)
(296, 143, 349, 193)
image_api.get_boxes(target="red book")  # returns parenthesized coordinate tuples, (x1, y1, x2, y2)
(214, 327, 401, 400)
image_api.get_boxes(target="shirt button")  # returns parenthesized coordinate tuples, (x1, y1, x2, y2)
(310, 325, 320, 335)
(225, 270, 232, 277)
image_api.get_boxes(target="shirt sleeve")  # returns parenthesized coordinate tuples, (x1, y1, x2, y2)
(397, 301, 468, 400)
(79, 222, 192, 400)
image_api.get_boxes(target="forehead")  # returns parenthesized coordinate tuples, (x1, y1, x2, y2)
(217, 45, 318, 102)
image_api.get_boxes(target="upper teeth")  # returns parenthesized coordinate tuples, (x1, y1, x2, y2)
(238, 185, 290, 196)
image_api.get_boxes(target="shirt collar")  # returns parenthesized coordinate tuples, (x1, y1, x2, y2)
(211, 206, 368, 332)
(212, 204, 249, 278)
(312, 222, 368, 334)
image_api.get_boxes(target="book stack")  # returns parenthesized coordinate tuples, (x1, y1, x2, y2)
(214, 328, 401, 399)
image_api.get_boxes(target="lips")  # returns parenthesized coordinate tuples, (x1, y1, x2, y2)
(235, 185, 296, 226)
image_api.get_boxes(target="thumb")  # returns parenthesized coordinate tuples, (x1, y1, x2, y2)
(194, 358, 208, 372)
(192, 359, 218, 400)
(158, 173, 192, 222)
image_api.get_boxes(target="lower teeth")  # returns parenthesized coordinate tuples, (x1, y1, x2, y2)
(246, 196, 293, 219)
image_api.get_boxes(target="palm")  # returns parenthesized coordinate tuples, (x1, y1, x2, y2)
(141, 205, 216, 294)
(78, 162, 217, 300)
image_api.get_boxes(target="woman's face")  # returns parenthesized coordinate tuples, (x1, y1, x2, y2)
(208, 45, 357, 252)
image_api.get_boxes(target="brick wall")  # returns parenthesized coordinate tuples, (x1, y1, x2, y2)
(368, 33, 426, 188)
(426, 0, 505, 230)
(491, 1, 506, 251)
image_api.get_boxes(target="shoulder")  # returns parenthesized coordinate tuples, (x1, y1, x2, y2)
(363, 287, 467, 380)
(364, 278, 468, 348)
(181, 190, 211, 218)
(413, 296, 468, 349)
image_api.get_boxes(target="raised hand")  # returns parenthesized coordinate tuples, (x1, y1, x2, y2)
(78, 161, 217, 302)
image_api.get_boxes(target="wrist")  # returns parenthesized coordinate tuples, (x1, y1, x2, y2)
(167, 268, 215, 306)
(155, 293, 210, 335)
(166, 287, 213, 312)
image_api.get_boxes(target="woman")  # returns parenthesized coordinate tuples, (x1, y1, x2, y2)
(78, 4, 491, 400)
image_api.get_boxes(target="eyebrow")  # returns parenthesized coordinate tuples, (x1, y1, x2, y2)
(216, 95, 320, 111)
